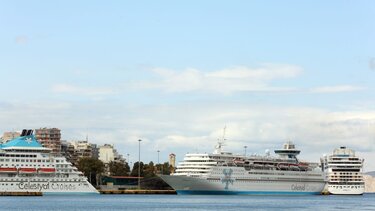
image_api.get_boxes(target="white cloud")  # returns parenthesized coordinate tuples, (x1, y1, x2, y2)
(132, 65, 366, 95)
(1, 100, 375, 170)
(207, 64, 301, 80)
(310, 85, 365, 93)
(15, 36, 28, 45)
(52, 84, 115, 96)
(134, 64, 302, 94)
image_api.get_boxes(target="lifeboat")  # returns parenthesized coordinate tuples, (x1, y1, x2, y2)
(277, 163, 289, 170)
(18, 168, 37, 174)
(0, 167, 18, 173)
(233, 158, 245, 164)
(38, 168, 56, 173)
(289, 164, 300, 171)
(265, 164, 275, 169)
(298, 162, 309, 170)
(253, 164, 264, 169)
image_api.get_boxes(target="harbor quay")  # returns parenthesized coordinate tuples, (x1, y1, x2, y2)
(99, 189, 176, 194)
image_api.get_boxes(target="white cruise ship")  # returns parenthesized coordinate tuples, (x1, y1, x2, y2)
(161, 141, 326, 195)
(321, 146, 365, 195)
(0, 130, 98, 194)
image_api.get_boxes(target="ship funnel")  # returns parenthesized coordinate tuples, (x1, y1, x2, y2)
(21, 129, 27, 136)
(26, 130, 33, 136)
(20, 129, 33, 136)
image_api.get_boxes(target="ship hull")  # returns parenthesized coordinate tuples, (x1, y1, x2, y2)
(160, 175, 325, 195)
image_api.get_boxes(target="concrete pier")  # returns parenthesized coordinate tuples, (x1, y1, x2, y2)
(0, 192, 43, 196)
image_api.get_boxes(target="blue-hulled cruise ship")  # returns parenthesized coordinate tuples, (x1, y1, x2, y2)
(0, 129, 98, 194)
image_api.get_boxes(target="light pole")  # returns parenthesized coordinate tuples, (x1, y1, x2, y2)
(244, 145, 247, 157)
(127, 153, 130, 175)
(138, 139, 142, 189)
(157, 150, 160, 174)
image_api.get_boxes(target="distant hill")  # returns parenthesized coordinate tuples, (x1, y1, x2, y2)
(366, 171, 375, 177)
(364, 175, 375, 193)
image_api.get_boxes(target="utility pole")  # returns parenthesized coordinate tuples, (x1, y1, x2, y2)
(157, 150, 160, 174)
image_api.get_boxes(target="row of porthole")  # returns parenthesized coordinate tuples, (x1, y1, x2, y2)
(330, 185, 362, 189)
(0, 164, 53, 167)
(0, 179, 79, 182)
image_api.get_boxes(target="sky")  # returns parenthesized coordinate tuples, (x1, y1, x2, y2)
(0, 1, 375, 170)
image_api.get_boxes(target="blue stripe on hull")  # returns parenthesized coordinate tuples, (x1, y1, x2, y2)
(176, 190, 321, 195)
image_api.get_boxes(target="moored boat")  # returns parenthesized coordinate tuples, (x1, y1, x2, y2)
(38, 168, 56, 173)
(0, 167, 18, 173)
(0, 129, 98, 194)
(321, 146, 365, 195)
(161, 140, 326, 195)
(18, 168, 37, 174)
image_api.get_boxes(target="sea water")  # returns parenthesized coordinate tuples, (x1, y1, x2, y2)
(0, 194, 374, 210)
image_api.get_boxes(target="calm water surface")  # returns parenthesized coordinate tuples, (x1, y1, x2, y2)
(0, 194, 374, 210)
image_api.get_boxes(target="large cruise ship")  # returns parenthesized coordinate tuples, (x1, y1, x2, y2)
(161, 141, 326, 195)
(0, 130, 98, 194)
(321, 146, 365, 195)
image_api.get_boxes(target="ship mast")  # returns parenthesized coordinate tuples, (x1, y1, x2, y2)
(214, 126, 226, 154)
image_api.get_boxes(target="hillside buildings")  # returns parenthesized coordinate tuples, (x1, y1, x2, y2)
(35, 128, 61, 154)
(0, 131, 20, 143)
(60, 140, 100, 166)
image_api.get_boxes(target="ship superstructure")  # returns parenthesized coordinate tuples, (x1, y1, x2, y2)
(0, 130, 98, 194)
(321, 146, 364, 195)
(161, 141, 326, 195)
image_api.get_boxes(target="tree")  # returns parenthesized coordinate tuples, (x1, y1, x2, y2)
(109, 161, 130, 176)
(130, 161, 144, 177)
(77, 157, 105, 186)
(144, 161, 158, 178)
(127, 161, 174, 190)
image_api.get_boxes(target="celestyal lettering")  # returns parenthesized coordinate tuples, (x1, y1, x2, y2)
(18, 181, 49, 191)
(291, 184, 306, 191)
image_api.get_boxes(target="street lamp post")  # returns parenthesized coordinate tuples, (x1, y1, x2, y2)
(127, 153, 130, 176)
(244, 145, 247, 157)
(138, 139, 142, 189)
(157, 150, 160, 174)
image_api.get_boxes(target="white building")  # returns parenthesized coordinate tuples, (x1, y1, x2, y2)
(70, 140, 94, 157)
(99, 144, 124, 164)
